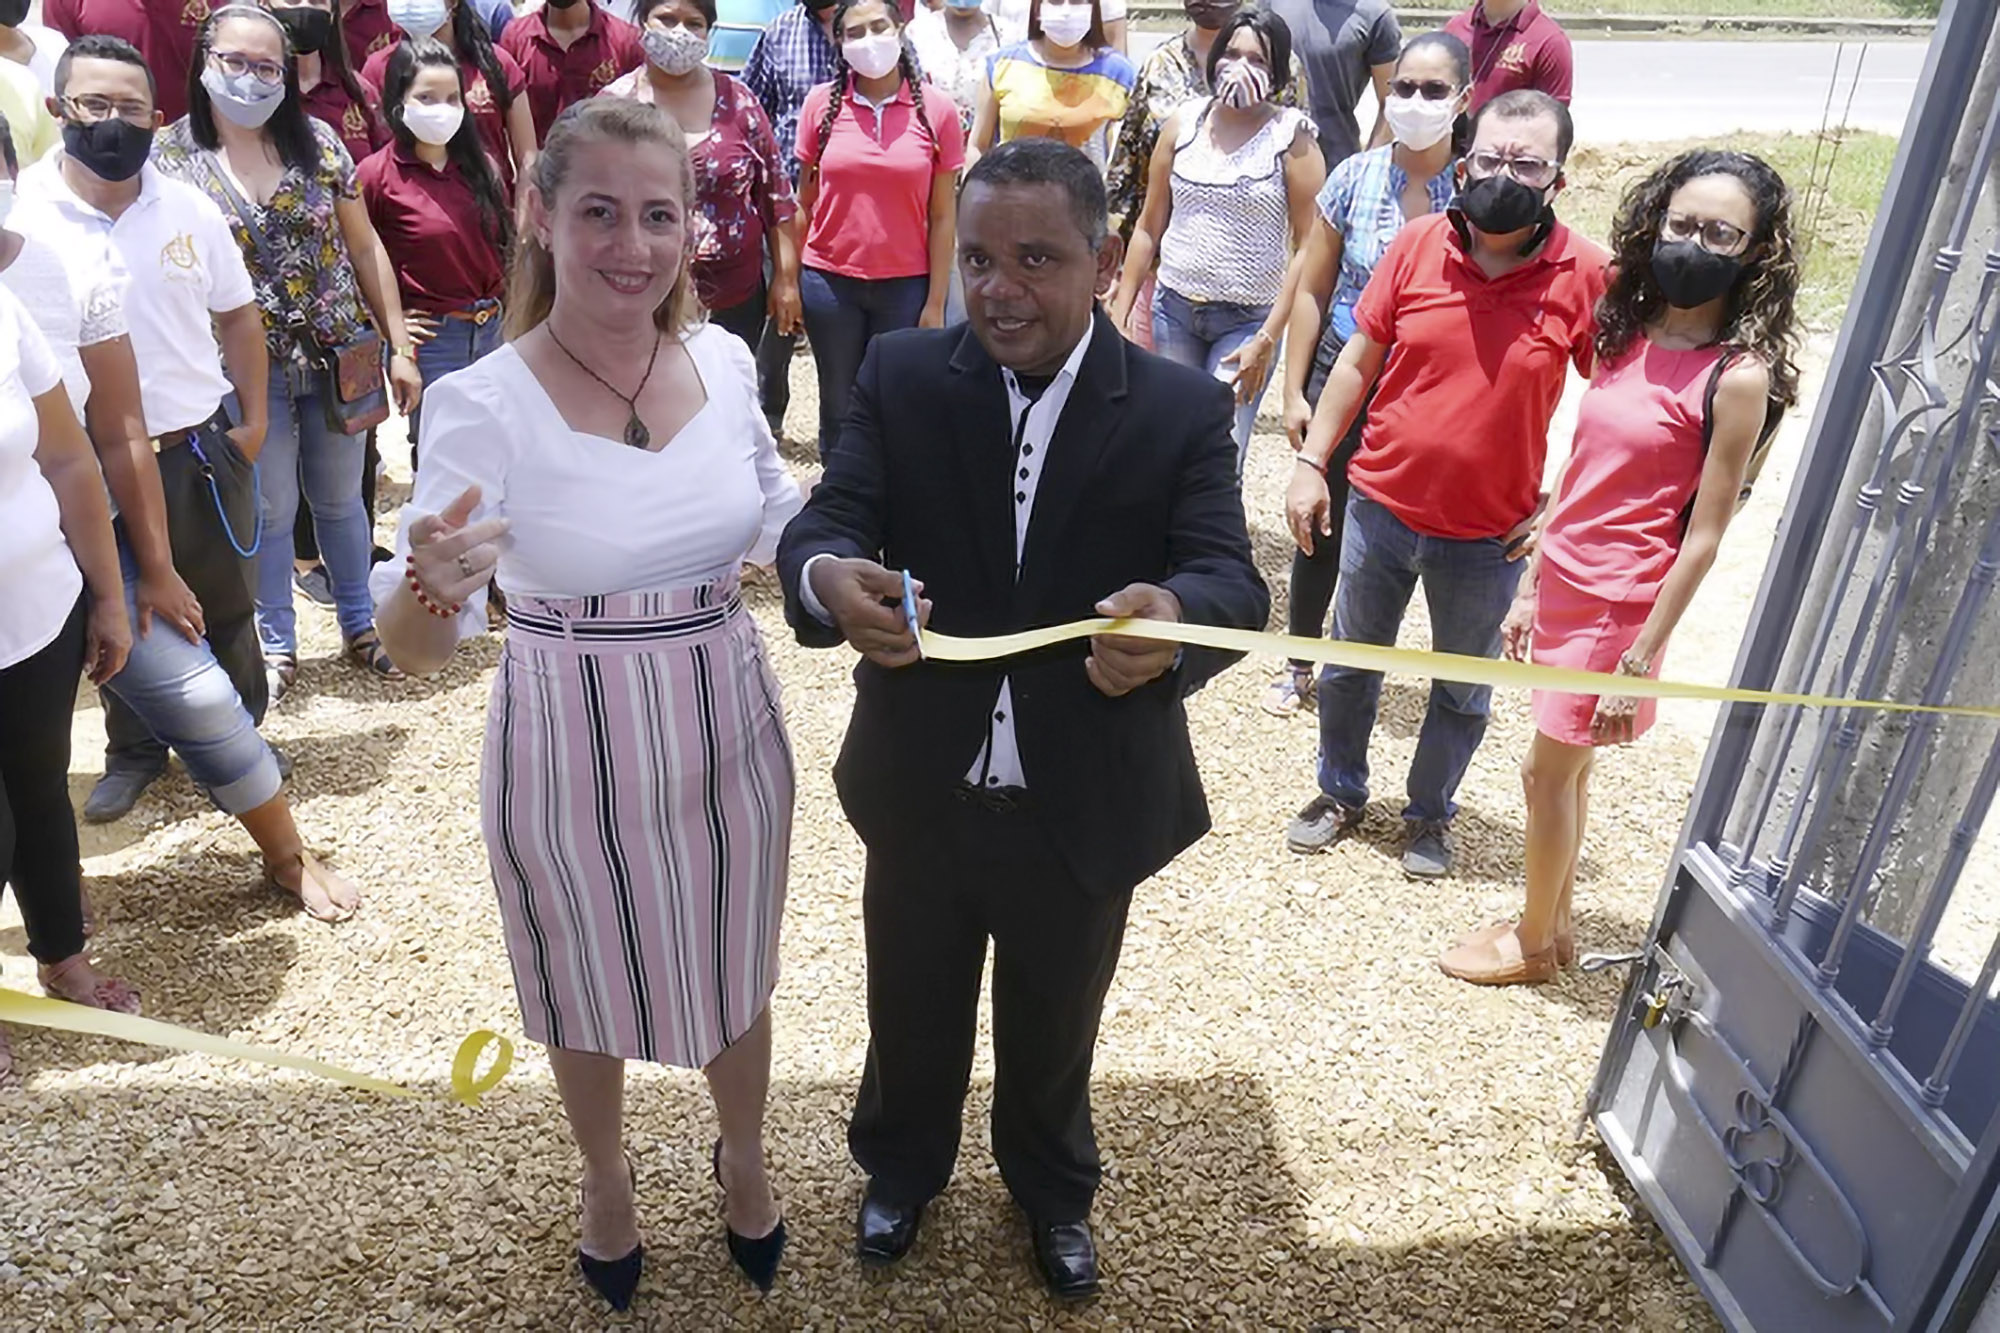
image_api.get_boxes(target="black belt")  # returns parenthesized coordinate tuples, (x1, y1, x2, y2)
(152, 408, 230, 452)
(954, 781, 1029, 814)
(433, 299, 502, 325)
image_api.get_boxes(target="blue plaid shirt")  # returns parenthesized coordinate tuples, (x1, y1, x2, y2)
(743, 5, 837, 187)
(1317, 145, 1456, 341)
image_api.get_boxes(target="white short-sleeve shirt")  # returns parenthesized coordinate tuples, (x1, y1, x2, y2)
(0, 232, 127, 420)
(0, 282, 80, 669)
(15, 159, 254, 437)
(370, 322, 804, 637)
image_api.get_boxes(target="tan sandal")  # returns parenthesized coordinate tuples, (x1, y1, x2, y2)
(267, 850, 361, 923)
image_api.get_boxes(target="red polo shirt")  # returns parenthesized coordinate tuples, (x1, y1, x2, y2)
(1349, 212, 1608, 540)
(302, 76, 386, 167)
(358, 143, 508, 314)
(1445, 0, 1574, 114)
(341, 0, 400, 69)
(44, 0, 205, 123)
(362, 42, 526, 191)
(796, 77, 965, 281)
(499, 5, 644, 147)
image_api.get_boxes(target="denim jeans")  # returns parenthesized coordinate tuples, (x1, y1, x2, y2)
(799, 266, 930, 463)
(1316, 492, 1524, 824)
(1151, 285, 1273, 475)
(100, 532, 283, 816)
(249, 366, 374, 651)
(410, 302, 505, 469)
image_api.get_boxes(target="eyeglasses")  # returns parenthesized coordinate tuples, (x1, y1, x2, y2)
(1661, 209, 1750, 255)
(62, 93, 155, 124)
(1465, 149, 1560, 189)
(1389, 78, 1456, 101)
(210, 50, 287, 86)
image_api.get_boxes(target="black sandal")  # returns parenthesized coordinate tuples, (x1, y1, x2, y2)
(343, 629, 404, 680)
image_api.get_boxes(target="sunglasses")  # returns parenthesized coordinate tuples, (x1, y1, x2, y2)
(1389, 78, 1457, 101)
(1465, 149, 1560, 189)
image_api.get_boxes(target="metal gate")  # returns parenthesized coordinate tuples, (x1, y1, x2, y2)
(1586, 2, 2000, 1328)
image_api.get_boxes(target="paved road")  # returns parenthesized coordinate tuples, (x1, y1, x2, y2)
(1129, 34, 1927, 143)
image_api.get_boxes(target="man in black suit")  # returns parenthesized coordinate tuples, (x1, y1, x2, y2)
(777, 139, 1269, 1300)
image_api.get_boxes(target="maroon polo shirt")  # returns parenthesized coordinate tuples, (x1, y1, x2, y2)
(44, 0, 205, 123)
(1444, 0, 1574, 114)
(302, 76, 386, 167)
(340, 0, 400, 69)
(499, 5, 644, 147)
(362, 42, 527, 192)
(358, 142, 508, 314)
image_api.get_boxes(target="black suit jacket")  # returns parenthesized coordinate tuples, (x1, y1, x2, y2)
(777, 312, 1270, 896)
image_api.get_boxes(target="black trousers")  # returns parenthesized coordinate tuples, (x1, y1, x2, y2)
(754, 314, 796, 436)
(849, 794, 1132, 1223)
(0, 597, 90, 963)
(104, 417, 266, 773)
(1286, 324, 1368, 669)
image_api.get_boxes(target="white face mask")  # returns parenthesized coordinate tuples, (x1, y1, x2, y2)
(401, 99, 464, 145)
(387, 0, 450, 36)
(1038, 3, 1092, 47)
(1383, 92, 1458, 151)
(842, 31, 902, 81)
(643, 23, 708, 75)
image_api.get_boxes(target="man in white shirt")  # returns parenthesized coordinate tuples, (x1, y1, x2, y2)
(778, 139, 1265, 1300)
(12, 37, 364, 923)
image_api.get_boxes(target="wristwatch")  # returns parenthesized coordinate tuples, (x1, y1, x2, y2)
(392, 343, 416, 360)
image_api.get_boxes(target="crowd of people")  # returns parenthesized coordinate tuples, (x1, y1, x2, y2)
(0, 0, 1804, 1314)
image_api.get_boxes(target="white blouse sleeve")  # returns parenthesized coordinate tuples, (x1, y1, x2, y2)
(367, 367, 514, 641)
(721, 329, 801, 567)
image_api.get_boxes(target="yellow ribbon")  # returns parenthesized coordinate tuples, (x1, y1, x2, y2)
(0, 987, 514, 1106)
(919, 620, 2000, 721)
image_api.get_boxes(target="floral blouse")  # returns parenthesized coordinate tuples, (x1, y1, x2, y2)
(154, 116, 372, 375)
(600, 69, 799, 314)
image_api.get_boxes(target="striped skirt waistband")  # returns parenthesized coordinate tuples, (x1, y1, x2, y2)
(504, 576, 742, 650)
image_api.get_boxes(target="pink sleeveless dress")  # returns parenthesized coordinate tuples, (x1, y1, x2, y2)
(1531, 339, 1725, 746)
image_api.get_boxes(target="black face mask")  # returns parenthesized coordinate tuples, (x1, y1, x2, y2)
(1455, 172, 1548, 236)
(1651, 238, 1743, 309)
(271, 6, 333, 55)
(0, 0, 29, 28)
(62, 116, 156, 183)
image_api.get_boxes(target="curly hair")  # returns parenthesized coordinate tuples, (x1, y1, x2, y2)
(1594, 148, 1802, 409)
(812, 0, 936, 170)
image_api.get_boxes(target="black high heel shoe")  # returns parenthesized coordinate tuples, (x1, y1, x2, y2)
(712, 1139, 787, 1292)
(578, 1156, 643, 1311)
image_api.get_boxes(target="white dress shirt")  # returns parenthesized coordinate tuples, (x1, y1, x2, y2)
(801, 320, 1095, 790)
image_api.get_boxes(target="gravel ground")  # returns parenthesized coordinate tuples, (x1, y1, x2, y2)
(0, 342, 1769, 1332)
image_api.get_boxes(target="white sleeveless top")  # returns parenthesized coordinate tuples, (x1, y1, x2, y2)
(1156, 99, 1310, 307)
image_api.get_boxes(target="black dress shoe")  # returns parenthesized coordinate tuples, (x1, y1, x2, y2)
(82, 765, 165, 824)
(577, 1244, 643, 1312)
(712, 1140, 786, 1292)
(855, 1184, 924, 1265)
(1030, 1219, 1100, 1301)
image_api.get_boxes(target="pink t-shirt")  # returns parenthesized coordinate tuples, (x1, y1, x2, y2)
(796, 76, 965, 281)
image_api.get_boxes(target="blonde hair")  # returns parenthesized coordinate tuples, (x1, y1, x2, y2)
(504, 99, 703, 341)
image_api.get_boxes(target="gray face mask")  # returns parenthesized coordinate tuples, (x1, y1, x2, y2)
(202, 62, 286, 129)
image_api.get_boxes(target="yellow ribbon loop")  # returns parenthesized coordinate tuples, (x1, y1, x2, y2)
(450, 1029, 515, 1106)
(0, 986, 511, 1103)
(918, 619, 2000, 721)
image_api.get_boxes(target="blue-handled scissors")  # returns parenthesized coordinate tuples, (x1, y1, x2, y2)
(901, 569, 925, 660)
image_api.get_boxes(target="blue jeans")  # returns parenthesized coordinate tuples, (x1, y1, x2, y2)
(410, 302, 505, 468)
(1151, 286, 1272, 475)
(100, 534, 283, 815)
(249, 367, 374, 651)
(1316, 492, 1524, 824)
(799, 266, 930, 463)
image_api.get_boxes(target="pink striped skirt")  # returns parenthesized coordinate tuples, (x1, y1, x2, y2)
(480, 576, 794, 1066)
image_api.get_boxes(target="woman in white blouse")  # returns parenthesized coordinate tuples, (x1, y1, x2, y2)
(0, 283, 134, 1085)
(373, 98, 800, 1311)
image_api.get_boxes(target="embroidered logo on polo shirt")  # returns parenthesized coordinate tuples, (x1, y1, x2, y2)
(467, 77, 494, 111)
(591, 59, 618, 90)
(344, 104, 368, 140)
(182, 0, 212, 27)
(161, 233, 199, 272)
(1497, 40, 1529, 74)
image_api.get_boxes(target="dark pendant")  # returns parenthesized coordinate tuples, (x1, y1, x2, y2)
(623, 411, 650, 451)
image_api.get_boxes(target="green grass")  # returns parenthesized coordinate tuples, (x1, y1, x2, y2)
(1562, 130, 1897, 327)
(1543, 0, 1934, 18)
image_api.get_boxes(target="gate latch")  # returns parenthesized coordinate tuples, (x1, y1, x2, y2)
(1641, 963, 1690, 1029)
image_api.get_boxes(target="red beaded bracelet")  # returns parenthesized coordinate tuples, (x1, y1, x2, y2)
(405, 556, 461, 619)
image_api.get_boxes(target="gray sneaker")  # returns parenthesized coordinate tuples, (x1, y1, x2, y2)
(1402, 819, 1454, 879)
(82, 766, 164, 824)
(1286, 795, 1364, 853)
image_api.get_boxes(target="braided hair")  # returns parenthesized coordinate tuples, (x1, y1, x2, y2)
(446, 0, 515, 119)
(811, 0, 936, 170)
